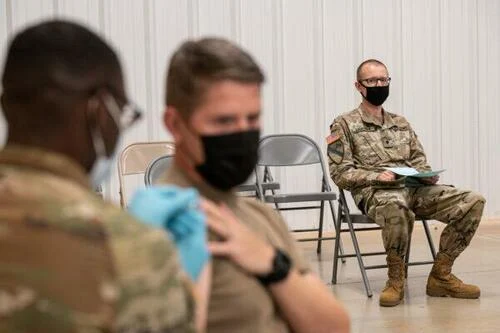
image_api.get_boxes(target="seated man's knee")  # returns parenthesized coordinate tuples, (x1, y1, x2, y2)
(467, 191, 486, 207)
(454, 191, 486, 214)
(369, 200, 414, 226)
(462, 191, 486, 219)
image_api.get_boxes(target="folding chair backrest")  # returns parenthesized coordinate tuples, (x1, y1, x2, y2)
(258, 134, 322, 167)
(145, 154, 175, 186)
(118, 141, 175, 207)
(256, 134, 333, 195)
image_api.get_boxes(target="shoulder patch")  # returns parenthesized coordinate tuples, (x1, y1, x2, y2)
(326, 133, 340, 145)
(327, 138, 344, 164)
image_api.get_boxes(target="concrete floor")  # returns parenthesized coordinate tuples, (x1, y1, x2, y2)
(298, 221, 500, 333)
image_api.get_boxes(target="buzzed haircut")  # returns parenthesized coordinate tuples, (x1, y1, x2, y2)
(165, 37, 265, 118)
(356, 59, 387, 81)
(1, 20, 121, 114)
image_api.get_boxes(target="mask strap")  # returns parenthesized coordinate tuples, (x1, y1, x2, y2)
(101, 94, 122, 129)
(91, 126, 107, 158)
(88, 98, 109, 159)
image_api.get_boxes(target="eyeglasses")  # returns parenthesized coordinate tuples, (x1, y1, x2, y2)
(359, 77, 391, 87)
(102, 93, 142, 131)
(51, 82, 143, 131)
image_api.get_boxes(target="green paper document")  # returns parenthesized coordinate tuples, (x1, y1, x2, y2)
(384, 167, 445, 178)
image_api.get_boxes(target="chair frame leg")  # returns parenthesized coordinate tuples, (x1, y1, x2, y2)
(328, 199, 345, 263)
(317, 199, 325, 254)
(332, 203, 343, 284)
(405, 231, 412, 278)
(332, 201, 373, 297)
(345, 212, 373, 297)
(422, 220, 437, 260)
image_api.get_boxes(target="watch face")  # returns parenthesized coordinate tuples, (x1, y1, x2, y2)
(257, 249, 292, 286)
(275, 250, 290, 271)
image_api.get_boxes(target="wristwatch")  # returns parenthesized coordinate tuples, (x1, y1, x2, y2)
(256, 248, 292, 286)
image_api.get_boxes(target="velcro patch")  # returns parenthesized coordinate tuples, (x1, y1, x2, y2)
(327, 139, 344, 164)
(326, 134, 340, 145)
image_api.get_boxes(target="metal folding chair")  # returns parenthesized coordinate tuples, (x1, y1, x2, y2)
(144, 154, 175, 186)
(332, 188, 437, 297)
(235, 174, 281, 198)
(118, 141, 175, 207)
(255, 134, 344, 255)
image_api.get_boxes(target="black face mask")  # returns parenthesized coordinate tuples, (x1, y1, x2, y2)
(196, 130, 260, 191)
(360, 84, 390, 106)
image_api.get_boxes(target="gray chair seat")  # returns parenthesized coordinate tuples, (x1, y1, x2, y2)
(264, 191, 336, 204)
(236, 181, 280, 194)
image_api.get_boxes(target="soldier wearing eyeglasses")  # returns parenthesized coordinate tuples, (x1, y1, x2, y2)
(327, 59, 485, 307)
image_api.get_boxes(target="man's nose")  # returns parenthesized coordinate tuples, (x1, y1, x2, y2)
(235, 117, 250, 131)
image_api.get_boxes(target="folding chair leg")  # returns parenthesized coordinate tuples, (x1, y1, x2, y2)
(331, 201, 348, 284)
(317, 200, 325, 254)
(422, 220, 437, 260)
(346, 215, 373, 297)
(270, 187, 281, 211)
(405, 232, 412, 278)
(331, 205, 343, 285)
(328, 200, 345, 262)
(332, 202, 373, 297)
(404, 220, 415, 278)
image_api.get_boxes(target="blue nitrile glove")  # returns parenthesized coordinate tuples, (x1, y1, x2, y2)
(129, 186, 210, 281)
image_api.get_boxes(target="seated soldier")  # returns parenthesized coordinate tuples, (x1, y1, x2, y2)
(327, 59, 485, 307)
(0, 20, 208, 332)
(153, 37, 351, 333)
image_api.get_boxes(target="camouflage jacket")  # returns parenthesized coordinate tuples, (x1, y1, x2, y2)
(327, 106, 431, 203)
(0, 145, 195, 333)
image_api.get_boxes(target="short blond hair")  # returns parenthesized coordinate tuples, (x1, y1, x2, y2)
(165, 37, 265, 118)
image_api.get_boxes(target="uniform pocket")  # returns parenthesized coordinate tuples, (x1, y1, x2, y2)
(392, 127, 411, 160)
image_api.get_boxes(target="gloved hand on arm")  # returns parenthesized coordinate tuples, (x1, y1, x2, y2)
(128, 186, 210, 281)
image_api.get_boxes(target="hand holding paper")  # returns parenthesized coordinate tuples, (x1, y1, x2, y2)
(384, 167, 445, 178)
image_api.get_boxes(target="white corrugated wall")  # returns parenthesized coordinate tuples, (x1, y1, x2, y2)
(0, 0, 498, 230)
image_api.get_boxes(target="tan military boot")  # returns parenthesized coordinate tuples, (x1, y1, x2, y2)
(379, 252, 405, 307)
(426, 253, 480, 299)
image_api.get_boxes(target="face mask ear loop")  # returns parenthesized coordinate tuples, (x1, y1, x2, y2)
(101, 93, 123, 129)
(357, 81, 368, 100)
(88, 99, 108, 158)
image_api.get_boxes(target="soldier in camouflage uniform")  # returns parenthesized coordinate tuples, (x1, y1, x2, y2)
(328, 59, 485, 307)
(0, 21, 195, 332)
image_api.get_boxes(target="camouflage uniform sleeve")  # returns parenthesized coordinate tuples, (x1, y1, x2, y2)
(408, 126, 432, 172)
(327, 119, 380, 191)
(105, 211, 196, 333)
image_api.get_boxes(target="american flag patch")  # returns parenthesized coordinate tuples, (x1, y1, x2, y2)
(326, 134, 340, 145)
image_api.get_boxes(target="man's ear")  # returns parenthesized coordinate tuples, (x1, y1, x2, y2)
(354, 81, 362, 93)
(164, 106, 184, 143)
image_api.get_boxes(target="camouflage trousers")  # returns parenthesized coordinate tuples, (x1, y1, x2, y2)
(364, 185, 485, 259)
